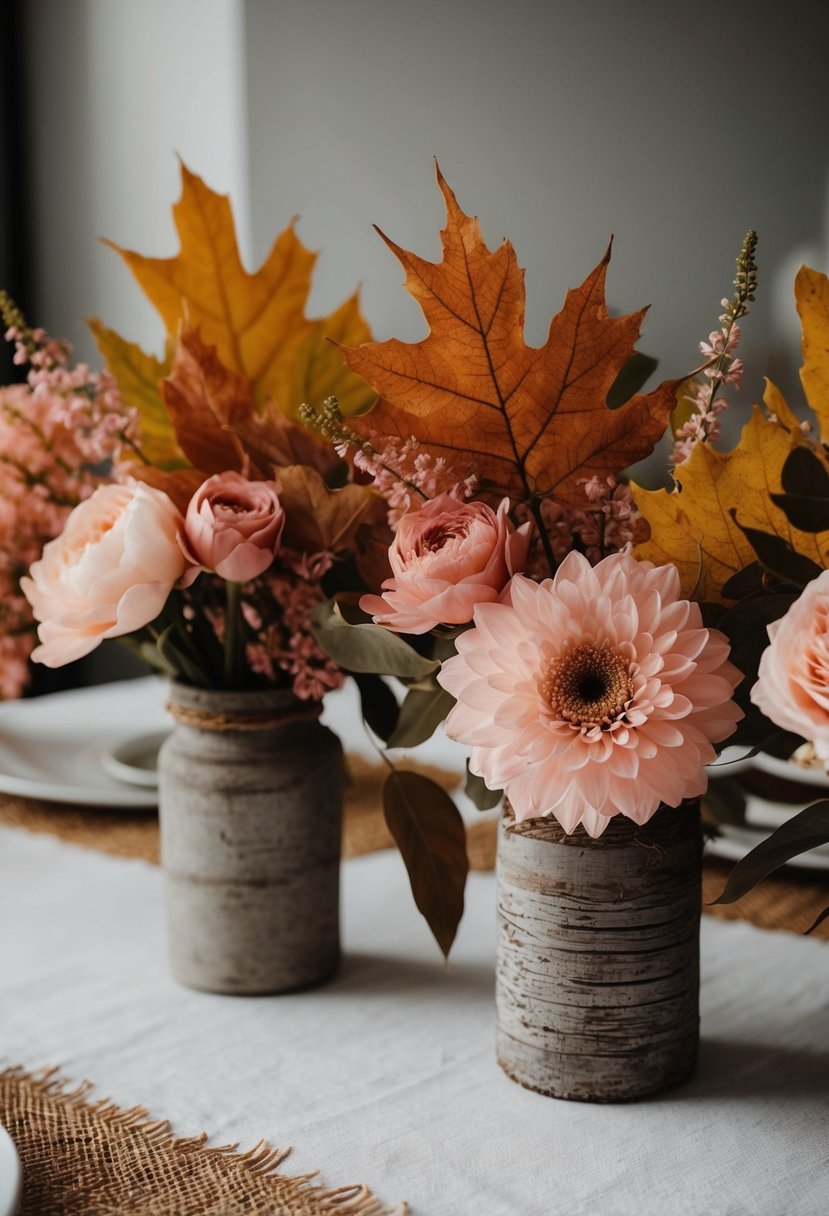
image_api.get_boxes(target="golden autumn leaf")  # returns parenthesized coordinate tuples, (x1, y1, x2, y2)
(797, 265, 829, 441)
(339, 167, 680, 505)
(160, 327, 254, 475)
(88, 319, 181, 469)
(632, 402, 829, 601)
(101, 162, 374, 418)
(277, 465, 383, 553)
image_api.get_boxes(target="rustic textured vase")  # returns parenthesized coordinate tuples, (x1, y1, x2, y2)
(496, 802, 702, 1102)
(158, 682, 344, 995)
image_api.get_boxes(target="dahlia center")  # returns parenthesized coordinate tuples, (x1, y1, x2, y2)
(543, 642, 633, 727)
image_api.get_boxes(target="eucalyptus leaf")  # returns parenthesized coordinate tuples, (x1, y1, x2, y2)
(769, 491, 829, 532)
(721, 562, 765, 600)
(729, 513, 824, 588)
(780, 445, 829, 498)
(387, 686, 456, 748)
(606, 351, 658, 409)
(310, 599, 439, 679)
(383, 770, 468, 958)
(465, 765, 503, 812)
(712, 799, 829, 905)
(805, 905, 829, 936)
(156, 625, 210, 688)
(353, 673, 400, 742)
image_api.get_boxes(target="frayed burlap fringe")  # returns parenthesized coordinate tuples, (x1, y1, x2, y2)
(0, 1065, 406, 1216)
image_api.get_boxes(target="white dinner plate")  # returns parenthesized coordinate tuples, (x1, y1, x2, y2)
(0, 1125, 21, 1216)
(0, 678, 170, 808)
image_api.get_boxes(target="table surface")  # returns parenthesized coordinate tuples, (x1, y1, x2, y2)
(2, 682, 829, 1215)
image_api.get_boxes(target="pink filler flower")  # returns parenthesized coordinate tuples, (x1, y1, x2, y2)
(181, 471, 285, 582)
(438, 551, 742, 836)
(750, 569, 829, 764)
(361, 494, 531, 634)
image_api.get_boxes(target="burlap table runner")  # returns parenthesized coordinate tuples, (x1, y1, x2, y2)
(0, 1066, 400, 1215)
(0, 755, 827, 935)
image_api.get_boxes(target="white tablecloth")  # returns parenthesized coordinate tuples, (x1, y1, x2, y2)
(2, 819, 828, 1215)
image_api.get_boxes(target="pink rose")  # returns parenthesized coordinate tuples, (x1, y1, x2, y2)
(182, 472, 285, 582)
(21, 482, 189, 667)
(361, 494, 531, 634)
(751, 570, 829, 763)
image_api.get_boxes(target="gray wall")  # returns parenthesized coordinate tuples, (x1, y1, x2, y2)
(245, 0, 829, 455)
(20, 0, 829, 461)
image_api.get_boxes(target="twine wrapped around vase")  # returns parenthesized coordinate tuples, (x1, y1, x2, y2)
(496, 801, 702, 1102)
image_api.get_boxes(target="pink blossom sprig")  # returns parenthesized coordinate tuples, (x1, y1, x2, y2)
(0, 295, 138, 697)
(671, 230, 758, 467)
(300, 396, 476, 524)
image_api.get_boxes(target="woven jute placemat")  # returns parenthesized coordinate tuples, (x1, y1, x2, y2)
(0, 1066, 402, 1216)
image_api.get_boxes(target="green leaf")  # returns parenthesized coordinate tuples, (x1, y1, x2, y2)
(387, 685, 456, 748)
(310, 599, 439, 679)
(383, 770, 468, 958)
(156, 625, 209, 688)
(769, 492, 829, 532)
(606, 351, 658, 410)
(353, 673, 399, 742)
(712, 799, 829, 904)
(805, 905, 829, 936)
(729, 513, 824, 588)
(465, 764, 503, 811)
(721, 562, 765, 600)
(780, 445, 829, 498)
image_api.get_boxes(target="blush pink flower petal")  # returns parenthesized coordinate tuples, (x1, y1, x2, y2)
(21, 481, 189, 667)
(438, 550, 743, 836)
(182, 471, 285, 583)
(361, 493, 531, 634)
(750, 569, 829, 763)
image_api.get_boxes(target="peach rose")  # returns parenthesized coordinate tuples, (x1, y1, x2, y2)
(21, 482, 189, 667)
(182, 472, 285, 583)
(361, 494, 531, 634)
(751, 570, 829, 763)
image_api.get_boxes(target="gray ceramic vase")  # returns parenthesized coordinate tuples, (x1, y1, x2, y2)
(496, 801, 702, 1102)
(158, 681, 344, 995)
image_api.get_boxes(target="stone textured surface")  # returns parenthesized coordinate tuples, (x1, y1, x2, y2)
(159, 683, 344, 995)
(496, 804, 702, 1101)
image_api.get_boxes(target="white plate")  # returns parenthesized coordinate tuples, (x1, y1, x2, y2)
(0, 678, 171, 808)
(0, 1125, 21, 1216)
(100, 730, 169, 789)
(706, 825, 829, 872)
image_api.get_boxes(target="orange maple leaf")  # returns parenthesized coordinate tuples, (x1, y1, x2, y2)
(339, 168, 680, 505)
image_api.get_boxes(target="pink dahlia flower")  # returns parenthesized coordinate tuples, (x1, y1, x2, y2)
(360, 494, 531, 634)
(437, 551, 742, 836)
(750, 570, 829, 764)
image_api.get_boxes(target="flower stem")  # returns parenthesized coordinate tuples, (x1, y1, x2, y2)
(223, 580, 242, 689)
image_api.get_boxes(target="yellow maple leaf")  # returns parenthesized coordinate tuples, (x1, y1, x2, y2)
(632, 401, 829, 601)
(88, 319, 181, 469)
(797, 265, 829, 441)
(93, 162, 374, 420)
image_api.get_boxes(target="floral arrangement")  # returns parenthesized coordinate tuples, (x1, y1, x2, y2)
(14, 163, 829, 954)
(305, 170, 757, 954)
(306, 169, 829, 950)
(0, 296, 137, 697)
(18, 165, 383, 702)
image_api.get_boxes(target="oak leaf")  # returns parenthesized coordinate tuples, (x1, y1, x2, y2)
(277, 465, 383, 553)
(339, 167, 680, 505)
(93, 162, 374, 430)
(632, 401, 829, 601)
